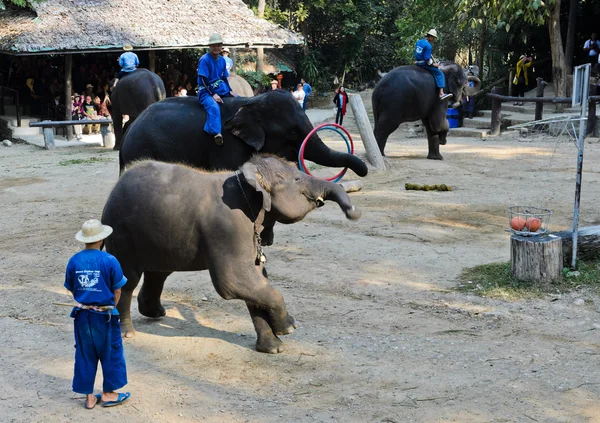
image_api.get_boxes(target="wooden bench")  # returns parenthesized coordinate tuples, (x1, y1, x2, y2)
(29, 119, 114, 150)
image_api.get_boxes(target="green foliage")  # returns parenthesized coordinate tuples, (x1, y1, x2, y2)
(235, 69, 271, 89)
(301, 50, 320, 87)
(457, 259, 600, 300)
(0, 0, 39, 10)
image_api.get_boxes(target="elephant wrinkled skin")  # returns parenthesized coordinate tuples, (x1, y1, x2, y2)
(102, 156, 361, 354)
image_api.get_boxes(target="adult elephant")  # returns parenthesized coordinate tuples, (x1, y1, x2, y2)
(228, 74, 254, 97)
(119, 90, 368, 178)
(111, 68, 166, 150)
(372, 62, 481, 159)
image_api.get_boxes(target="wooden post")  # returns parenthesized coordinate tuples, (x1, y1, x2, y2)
(510, 234, 562, 283)
(489, 86, 502, 136)
(64, 54, 73, 141)
(42, 124, 55, 150)
(534, 78, 547, 121)
(508, 69, 515, 97)
(100, 123, 115, 148)
(149, 50, 156, 73)
(231, 48, 237, 72)
(347, 94, 386, 170)
(587, 99, 596, 136)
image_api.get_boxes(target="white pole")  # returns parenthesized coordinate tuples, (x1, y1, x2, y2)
(348, 94, 386, 170)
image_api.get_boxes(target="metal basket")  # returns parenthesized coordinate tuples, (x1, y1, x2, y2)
(507, 206, 552, 236)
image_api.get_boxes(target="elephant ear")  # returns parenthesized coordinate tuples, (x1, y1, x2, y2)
(226, 104, 265, 151)
(240, 163, 271, 212)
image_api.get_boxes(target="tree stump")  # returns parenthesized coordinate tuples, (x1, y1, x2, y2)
(552, 225, 600, 266)
(510, 234, 562, 283)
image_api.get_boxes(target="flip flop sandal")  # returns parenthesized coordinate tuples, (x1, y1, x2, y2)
(84, 394, 102, 410)
(102, 392, 131, 407)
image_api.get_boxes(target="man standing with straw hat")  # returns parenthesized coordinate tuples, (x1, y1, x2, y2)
(111, 43, 139, 90)
(64, 219, 131, 409)
(414, 29, 452, 100)
(197, 33, 237, 145)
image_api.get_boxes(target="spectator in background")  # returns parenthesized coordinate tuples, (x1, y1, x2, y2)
(333, 86, 349, 126)
(270, 80, 279, 91)
(583, 33, 599, 66)
(462, 70, 476, 119)
(72, 93, 84, 140)
(84, 84, 95, 100)
(222, 48, 233, 74)
(82, 95, 99, 135)
(513, 55, 532, 106)
(300, 78, 312, 111)
(293, 83, 305, 107)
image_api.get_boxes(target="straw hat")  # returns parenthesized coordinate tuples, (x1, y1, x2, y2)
(208, 33, 223, 45)
(86, 83, 93, 89)
(426, 29, 438, 38)
(75, 219, 113, 243)
(123, 43, 134, 51)
(222, 47, 230, 53)
(270, 80, 278, 85)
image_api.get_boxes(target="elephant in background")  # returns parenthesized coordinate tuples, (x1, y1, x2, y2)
(111, 68, 166, 150)
(228, 74, 254, 97)
(102, 155, 361, 353)
(372, 62, 481, 159)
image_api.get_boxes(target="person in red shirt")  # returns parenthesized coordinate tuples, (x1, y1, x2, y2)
(333, 86, 349, 126)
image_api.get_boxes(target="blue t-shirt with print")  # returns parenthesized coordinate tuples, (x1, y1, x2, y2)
(414, 38, 433, 62)
(197, 53, 231, 96)
(64, 249, 127, 313)
(119, 52, 139, 72)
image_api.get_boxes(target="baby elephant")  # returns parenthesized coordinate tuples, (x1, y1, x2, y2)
(102, 155, 361, 353)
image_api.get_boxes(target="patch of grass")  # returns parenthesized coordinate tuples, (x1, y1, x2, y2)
(457, 260, 600, 300)
(58, 157, 112, 166)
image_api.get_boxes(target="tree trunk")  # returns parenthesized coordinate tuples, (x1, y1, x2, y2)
(548, 0, 568, 112)
(510, 234, 563, 283)
(148, 50, 156, 73)
(477, 23, 486, 78)
(256, 0, 265, 74)
(565, 0, 577, 73)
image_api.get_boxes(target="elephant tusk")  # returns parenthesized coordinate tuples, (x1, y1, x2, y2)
(316, 197, 325, 207)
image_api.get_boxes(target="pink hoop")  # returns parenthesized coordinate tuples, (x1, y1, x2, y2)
(299, 123, 354, 182)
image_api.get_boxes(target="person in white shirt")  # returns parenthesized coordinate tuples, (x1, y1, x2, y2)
(583, 33, 599, 65)
(292, 83, 305, 107)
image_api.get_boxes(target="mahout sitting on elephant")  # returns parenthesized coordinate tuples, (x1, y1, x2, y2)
(119, 90, 368, 178)
(102, 155, 361, 353)
(111, 68, 166, 150)
(372, 62, 481, 159)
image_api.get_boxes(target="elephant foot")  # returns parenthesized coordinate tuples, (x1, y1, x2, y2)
(270, 313, 297, 336)
(120, 317, 136, 339)
(439, 139, 447, 146)
(138, 300, 166, 319)
(427, 153, 444, 160)
(256, 334, 285, 354)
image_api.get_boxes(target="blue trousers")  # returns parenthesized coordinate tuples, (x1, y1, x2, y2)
(72, 310, 127, 394)
(302, 97, 308, 111)
(198, 91, 230, 135)
(417, 64, 446, 89)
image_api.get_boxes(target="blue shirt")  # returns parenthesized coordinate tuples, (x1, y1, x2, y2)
(414, 38, 433, 62)
(197, 53, 231, 96)
(303, 83, 312, 97)
(64, 249, 127, 313)
(224, 56, 233, 73)
(118, 52, 139, 72)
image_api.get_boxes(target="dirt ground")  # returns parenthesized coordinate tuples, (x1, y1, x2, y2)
(2, 100, 600, 422)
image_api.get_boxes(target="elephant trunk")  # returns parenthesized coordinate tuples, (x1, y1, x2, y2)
(303, 132, 368, 177)
(321, 181, 361, 220)
(463, 76, 482, 97)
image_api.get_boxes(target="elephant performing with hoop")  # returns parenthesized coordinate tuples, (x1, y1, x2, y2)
(102, 155, 361, 353)
(372, 62, 481, 159)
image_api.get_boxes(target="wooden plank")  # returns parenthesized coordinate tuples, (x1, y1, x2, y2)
(29, 119, 113, 128)
(552, 225, 600, 265)
(348, 94, 386, 170)
(510, 234, 562, 282)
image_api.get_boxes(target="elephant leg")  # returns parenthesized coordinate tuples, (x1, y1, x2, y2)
(118, 266, 142, 338)
(260, 223, 275, 246)
(422, 118, 443, 160)
(373, 111, 402, 156)
(112, 105, 122, 151)
(138, 271, 171, 318)
(247, 304, 285, 354)
(209, 264, 297, 338)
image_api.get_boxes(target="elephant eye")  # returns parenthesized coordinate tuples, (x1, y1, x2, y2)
(294, 175, 301, 182)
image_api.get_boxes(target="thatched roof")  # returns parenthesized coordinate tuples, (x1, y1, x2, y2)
(0, 0, 303, 55)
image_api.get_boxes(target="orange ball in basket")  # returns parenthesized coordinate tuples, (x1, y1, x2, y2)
(511, 216, 526, 231)
(526, 217, 541, 232)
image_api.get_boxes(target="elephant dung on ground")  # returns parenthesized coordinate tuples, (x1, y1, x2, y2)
(228, 74, 254, 97)
(102, 155, 361, 353)
(372, 62, 481, 159)
(111, 68, 166, 150)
